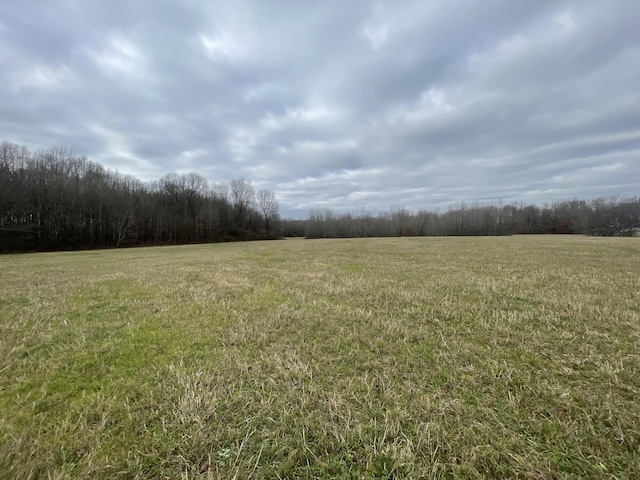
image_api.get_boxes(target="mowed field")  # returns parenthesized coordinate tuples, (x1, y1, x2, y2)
(1, 236, 639, 479)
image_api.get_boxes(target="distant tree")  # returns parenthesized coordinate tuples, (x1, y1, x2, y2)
(230, 178, 256, 236)
(0, 141, 284, 252)
(390, 205, 410, 236)
(519, 205, 540, 234)
(256, 189, 280, 237)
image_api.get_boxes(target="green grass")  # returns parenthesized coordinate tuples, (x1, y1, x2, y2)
(1, 236, 639, 479)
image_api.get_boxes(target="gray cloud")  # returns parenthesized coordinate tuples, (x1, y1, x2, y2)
(1, 0, 638, 217)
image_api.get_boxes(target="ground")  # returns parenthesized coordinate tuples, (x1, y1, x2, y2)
(1, 236, 639, 479)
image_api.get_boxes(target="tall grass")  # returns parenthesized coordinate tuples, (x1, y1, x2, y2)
(1, 236, 639, 478)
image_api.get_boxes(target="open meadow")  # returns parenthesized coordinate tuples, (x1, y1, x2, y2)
(1, 236, 639, 479)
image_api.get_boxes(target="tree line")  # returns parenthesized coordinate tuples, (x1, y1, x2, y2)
(282, 198, 640, 239)
(0, 141, 281, 252)
(2, 140, 638, 252)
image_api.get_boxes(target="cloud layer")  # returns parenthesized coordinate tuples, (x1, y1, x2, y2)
(1, 0, 638, 217)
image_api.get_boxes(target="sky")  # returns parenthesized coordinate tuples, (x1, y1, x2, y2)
(1, 0, 639, 218)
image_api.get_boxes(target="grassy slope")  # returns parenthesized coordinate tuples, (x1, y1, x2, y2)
(0, 236, 639, 479)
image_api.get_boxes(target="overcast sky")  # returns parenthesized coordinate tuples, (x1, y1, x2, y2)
(1, 1, 638, 217)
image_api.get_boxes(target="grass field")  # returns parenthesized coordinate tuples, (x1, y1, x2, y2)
(1, 236, 639, 479)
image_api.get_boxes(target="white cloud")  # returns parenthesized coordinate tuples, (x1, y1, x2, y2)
(385, 88, 454, 125)
(468, 33, 528, 72)
(87, 36, 147, 78)
(260, 102, 340, 129)
(244, 82, 278, 102)
(87, 122, 156, 175)
(227, 127, 257, 163)
(10, 64, 76, 91)
(278, 139, 357, 154)
(554, 9, 575, 30)
(359, 2, 389, 50)
(360, 23, 389, 50)
(199, 30, 244, 60)
(419, 88, 452, 112)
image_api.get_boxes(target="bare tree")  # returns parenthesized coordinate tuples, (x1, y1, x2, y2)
(230, 178, 255, 231)
(415, 209, 429, 236)
(390, 205, 410, 236)
(257, 189, 279, 236)
(212, 182, 229, 202)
